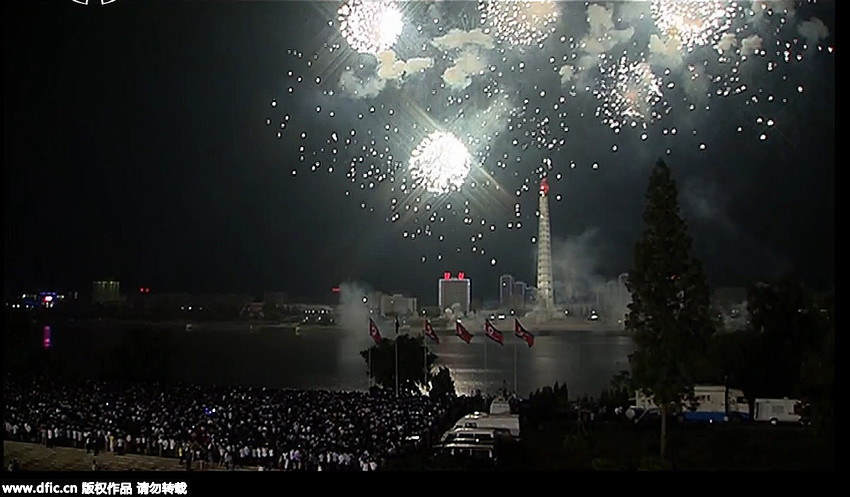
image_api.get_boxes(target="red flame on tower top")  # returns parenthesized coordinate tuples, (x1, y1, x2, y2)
(540, 177, 549, 196)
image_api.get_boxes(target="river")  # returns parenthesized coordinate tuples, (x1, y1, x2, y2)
(8, 319, 635, 399)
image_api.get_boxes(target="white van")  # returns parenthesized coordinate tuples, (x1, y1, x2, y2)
(433, 442, 497, 467)
(626, 385, 751, 423)
(440, 427, 499, 445)
(754, 398, 804, 425)
(452, 412, 520, 439)
(489, 399, 511, 415)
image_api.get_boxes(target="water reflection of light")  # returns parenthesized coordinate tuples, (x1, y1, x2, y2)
(43, 325, 52, 349)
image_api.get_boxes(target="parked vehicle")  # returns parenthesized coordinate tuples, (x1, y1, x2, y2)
(440, 427, 500, 445)
(489, 398, 512, 415)
(432, 442, 497, 469)
(625, 385, 751, 423)
(754, 398, 804, 425)
(452, 412, 521, 439)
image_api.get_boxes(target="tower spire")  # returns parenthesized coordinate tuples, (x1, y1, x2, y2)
(536, 177, 554, 313)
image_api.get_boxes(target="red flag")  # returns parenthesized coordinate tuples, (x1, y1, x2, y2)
(455, 321, 473, 344)
(484, 320, 504, 345)
(369, 318, 383, 345)
(424, 319, 439, 344)
(515, 318, 534, 348)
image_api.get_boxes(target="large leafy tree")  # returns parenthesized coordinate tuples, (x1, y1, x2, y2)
(360, 334, 438, 393)
(626, 159, 716, 461)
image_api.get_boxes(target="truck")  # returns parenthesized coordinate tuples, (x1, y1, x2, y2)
(753, 398, 804, 425)
(626, 385, 751, 423)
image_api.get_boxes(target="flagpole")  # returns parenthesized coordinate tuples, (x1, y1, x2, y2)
(423, 330, 427, 388)
(514, 340, 517, 396)
(422, 325, 428, 388)
(484, 331, 487, 398)
(395, 336, 399, 399)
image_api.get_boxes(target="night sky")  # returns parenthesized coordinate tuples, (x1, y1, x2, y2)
(4, 1, 834, 304)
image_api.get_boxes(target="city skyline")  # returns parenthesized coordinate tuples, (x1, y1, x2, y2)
(4, 1, 835, 303)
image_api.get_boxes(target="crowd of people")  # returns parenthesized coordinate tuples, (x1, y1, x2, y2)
(3, 374, 452, 471)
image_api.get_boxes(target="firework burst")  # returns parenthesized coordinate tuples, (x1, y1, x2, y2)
(338, 0, 404, 55)
(595, 54, 666, 131)
(479, 0, 559, 47)
(409, 131, 473, 195)
(651, 0, 736, 52)
(265, 1, 832, 268)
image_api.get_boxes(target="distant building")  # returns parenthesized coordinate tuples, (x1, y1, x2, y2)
(439, 272, 471, 314)
(500, 274, 514, 308)
(92, 280, 121, 304)
(512, 281, 527, 312)
(380, 294, 418, 317)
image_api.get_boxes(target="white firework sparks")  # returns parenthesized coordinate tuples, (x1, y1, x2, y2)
(338, 0, 404, 55)
(595, 55, 665, 131)
(268, 1, 831, 267)
(479, 0, 559, 47)
(409, 131, 473, 195)
(651, 0, 735, 52)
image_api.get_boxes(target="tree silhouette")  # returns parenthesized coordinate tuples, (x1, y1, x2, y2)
(429, 367, 456, 401)
(626, 159, 716, 462)
(360, 334, 438, 393)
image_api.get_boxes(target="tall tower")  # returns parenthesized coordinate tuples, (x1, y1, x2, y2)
(536, 178, 554, 312)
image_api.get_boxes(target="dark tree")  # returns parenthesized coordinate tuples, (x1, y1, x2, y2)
(745, 278, 823, 397)
(429, 366, 456, 401)
(601, 370, 633, 412)
(743, 279, 833, 437)
(360, 334, 438, 393)
(798, 293, 833, 441)
(626, 159, 716, 462)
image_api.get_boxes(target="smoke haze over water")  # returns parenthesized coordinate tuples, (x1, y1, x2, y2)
(337, 281, 373, 333)
(550, 230, 630, 325)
